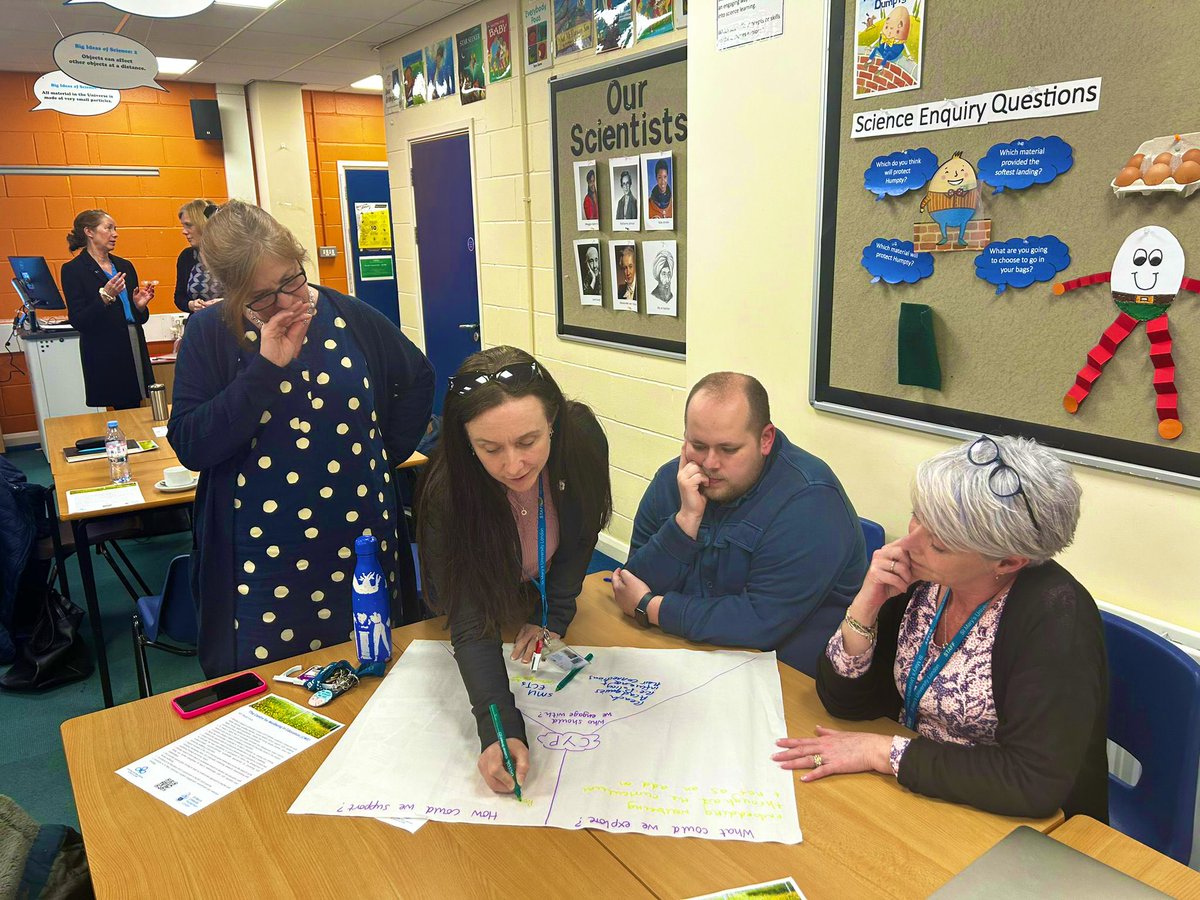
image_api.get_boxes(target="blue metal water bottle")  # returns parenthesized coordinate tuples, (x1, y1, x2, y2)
(351, 534, 391, 665)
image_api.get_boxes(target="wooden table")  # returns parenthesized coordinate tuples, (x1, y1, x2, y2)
(63, 574, 1060, 898)
(1049, 815, 1200, 897)
(47, 407, 194, 708)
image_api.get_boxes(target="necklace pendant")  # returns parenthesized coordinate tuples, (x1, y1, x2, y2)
(520, 507, 528, 516)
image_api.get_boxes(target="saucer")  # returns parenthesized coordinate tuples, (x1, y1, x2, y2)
(155, 476, 198, 493)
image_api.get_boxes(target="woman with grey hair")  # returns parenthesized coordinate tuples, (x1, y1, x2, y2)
(774, 435, 1108, 820)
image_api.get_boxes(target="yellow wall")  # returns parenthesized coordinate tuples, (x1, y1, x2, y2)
(381, 2, 686, 553)
(382, 6, 1196, 630)
(684, 9, 1197, 630)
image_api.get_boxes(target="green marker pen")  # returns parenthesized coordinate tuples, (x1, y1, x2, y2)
(488, 702, 522, 801)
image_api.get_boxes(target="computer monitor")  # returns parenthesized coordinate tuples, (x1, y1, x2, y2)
(7, 256, 66, 310)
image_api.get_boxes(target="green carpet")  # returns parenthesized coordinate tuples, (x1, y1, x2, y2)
(0, 446, 200, 831)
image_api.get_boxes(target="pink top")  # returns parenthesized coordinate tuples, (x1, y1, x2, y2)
(510, 470, 560, 583)
(827, 581, 1009, 775)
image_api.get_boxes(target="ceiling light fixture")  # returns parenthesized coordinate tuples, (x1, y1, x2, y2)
(156, 57, 198, 75)
(350, 74, 383, 92)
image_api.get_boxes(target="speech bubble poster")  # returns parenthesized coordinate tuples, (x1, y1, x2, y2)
(54, 32, 165, 91)
(977, 136, 1073, 193)
(974, 236, 1070, 295)
(864, 147, 938, 200)
(862, 238, 935, 284)
(64, 0, 213, 16)
(32, 71, 119, 116)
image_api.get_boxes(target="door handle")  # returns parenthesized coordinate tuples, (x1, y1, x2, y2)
(458, 323, 479, 330)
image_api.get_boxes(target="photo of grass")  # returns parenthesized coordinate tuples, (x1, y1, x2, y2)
(250, 695, 343, 739)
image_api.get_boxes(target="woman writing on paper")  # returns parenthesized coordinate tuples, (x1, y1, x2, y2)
(774, 436, 1109, 820)
(60, 209, 156, 410)
(169, 201, 434, 677)
(417, 347, 611, 793)
(174, 199, 223, 314)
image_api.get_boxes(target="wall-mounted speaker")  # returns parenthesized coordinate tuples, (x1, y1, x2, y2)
(190, 99, 223, 141)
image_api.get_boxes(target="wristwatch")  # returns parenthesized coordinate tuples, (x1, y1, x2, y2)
(634, 591, 655, 628)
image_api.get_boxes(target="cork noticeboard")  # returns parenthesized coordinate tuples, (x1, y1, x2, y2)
(551, 44, 687, 357)
(814, 1, 1200, 485)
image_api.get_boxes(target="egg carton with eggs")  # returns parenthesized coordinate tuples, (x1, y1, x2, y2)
(1111, 132, 1200, 198)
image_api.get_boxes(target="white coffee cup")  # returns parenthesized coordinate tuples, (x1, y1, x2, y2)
(164, 465, 192, 487)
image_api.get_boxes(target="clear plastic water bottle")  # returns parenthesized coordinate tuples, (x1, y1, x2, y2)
(105, 420, 131, 484)
(351, 534, 390, 665)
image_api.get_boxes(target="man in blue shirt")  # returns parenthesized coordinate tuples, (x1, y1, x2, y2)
(611, 372, 867, 676)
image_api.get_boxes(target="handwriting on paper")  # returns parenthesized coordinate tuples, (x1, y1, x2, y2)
(588, 674, 661, 705)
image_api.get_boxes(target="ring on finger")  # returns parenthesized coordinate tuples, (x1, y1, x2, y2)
(812, 753, 823, 767)
(888, 559, 897, 573)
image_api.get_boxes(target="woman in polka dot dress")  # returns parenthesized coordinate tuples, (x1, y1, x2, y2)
(169, 201, 434, 677)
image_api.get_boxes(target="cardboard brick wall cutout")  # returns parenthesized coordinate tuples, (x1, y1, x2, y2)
(1055, 225, 1200, 440)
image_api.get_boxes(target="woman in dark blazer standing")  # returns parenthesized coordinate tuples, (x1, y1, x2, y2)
(61, 209, 156, 409)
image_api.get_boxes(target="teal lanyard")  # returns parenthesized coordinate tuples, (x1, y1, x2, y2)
(533, 478, 547, 631)
(902, 589, 990, 730)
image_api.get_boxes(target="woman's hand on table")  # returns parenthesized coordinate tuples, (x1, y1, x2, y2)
(511, 624, 560, 663)
(478, 738, 529, 793)
(772, 727, 893, 781)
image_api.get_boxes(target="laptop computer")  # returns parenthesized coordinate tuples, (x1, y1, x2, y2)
(931, 825, 1167, 898)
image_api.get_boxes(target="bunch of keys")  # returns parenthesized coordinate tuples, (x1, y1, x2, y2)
(530, 626, 551, 673)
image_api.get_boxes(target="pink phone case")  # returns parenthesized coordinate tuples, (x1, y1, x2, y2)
(170, 673, 268, 719)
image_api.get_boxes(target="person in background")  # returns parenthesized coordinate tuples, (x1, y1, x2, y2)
(776, 435, 1108, 821)
(169, 201, 434, 677)
(417, 347, 611, 795)
(611, 372, 866, 676)
(60, 209, 156, 410)
(174, 199, 223, 314)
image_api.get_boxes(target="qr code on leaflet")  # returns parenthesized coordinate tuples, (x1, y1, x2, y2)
(155, 778, 178, 791)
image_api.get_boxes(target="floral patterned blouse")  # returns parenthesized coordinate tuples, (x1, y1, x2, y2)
(826, 581, 1010, 775)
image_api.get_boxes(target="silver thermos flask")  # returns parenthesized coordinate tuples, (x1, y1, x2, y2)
(149, 383, 168, 421)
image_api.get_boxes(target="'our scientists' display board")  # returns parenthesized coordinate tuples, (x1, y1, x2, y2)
(552, 44, 686, 357)
(814, 0, 1200, 484)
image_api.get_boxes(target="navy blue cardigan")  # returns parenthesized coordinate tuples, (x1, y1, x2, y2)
(168, 288, 435, 677)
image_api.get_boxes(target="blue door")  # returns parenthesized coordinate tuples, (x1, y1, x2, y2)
(343, 165, 401, 327)
(410, 133, 481, 413)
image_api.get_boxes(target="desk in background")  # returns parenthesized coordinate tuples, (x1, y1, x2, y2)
(1049, 815, 1200, 897)
(63, 574, 1059, 899)
(47, 406, 194, 709)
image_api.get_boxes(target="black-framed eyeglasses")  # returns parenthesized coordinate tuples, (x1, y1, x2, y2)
(967, 436, 1042, 535)
(247, 267, 307, 311)
(448, 361, 542, 397)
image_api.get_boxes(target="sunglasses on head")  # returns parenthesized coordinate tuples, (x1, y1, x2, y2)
(448, 361, 542, 397)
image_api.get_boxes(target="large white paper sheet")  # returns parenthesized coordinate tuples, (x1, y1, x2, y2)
(117, 694, 343, 816)
(290, 641, 802, 844)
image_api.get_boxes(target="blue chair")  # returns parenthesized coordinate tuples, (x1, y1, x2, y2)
(859, 517, 885, 561)
(131, 555, 197, 698)
(1103, 610, 1200, 863)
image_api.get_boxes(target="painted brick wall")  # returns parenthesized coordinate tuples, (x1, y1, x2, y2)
(380, 3, 687, 553)
(0, 72, 227, 440)
(303, 90, 386, 297)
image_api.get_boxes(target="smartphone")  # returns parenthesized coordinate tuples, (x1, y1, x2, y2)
(170, 671, 268, 719)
